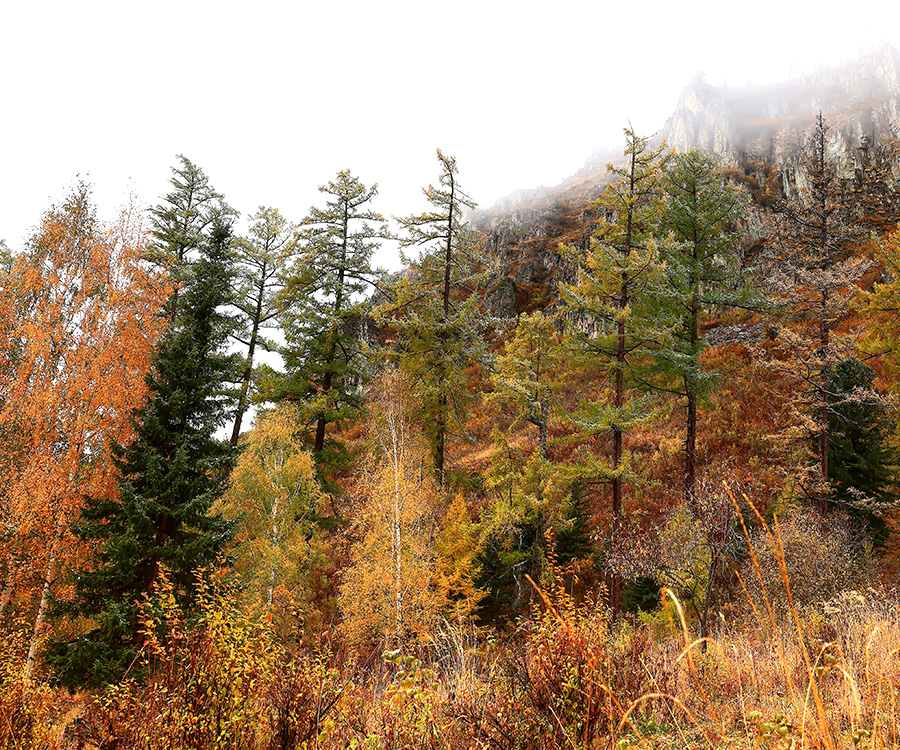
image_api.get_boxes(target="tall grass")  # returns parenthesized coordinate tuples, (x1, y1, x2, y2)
(3, 495, 900, 749)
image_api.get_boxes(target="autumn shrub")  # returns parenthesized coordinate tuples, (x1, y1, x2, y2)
(80, 568, 344, 750)
(741, 505, 870, 615)
(443, 575, 694, 750)
(0, 625, 56, 750)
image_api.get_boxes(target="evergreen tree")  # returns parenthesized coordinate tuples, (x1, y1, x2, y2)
(148, 154, 235, 272)
(47, 165, 238, 688)
(382, 149, 485, 486)
(655, 149, 750, 506)
(274, 170, 386, 468)
(561, 129, 668, 617)
(827, 357, 895, 533)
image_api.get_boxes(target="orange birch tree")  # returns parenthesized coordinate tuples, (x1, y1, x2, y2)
(0, 185, 169, 675)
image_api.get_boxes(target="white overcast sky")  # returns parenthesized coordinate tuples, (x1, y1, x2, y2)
(2, 0, 897, 268)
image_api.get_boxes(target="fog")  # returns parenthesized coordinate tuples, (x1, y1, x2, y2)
(1, 0, 896, 270)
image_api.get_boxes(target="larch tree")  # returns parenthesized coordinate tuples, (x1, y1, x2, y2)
(0, 185, 170, 677)
(229, 207, 299, 446)
(765, 113, 870, 508)
(655, 149, 750, 506)
(382, 149, 485, 486)
(275, 170, 387, 467)
(483, 311, 569, 599)
(858, 227, 900, 432)
(561, 129, 668, 618)
(47, 163, 239, 688)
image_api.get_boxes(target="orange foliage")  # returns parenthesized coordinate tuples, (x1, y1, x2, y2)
(0, 185, 170, 656)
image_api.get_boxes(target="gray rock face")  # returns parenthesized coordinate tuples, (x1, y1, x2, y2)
(661, 45, 900, 192)
(478, 202, 584, 318)
(475, 46, 900, 321)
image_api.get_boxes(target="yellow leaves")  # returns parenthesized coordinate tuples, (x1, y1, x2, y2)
(0, 184, 170, 619)
(217, 403, 323, 618)
(339, 370, 447, 645)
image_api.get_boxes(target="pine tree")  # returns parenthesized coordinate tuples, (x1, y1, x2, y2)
(274, 171, 387, 469)
(382, 149, 485, 486)
(561, 129, 668, 617)
(655, 149, 750, 506)
(47, 166, 238, 688)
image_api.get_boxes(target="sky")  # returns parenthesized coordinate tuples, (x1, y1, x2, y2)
(2, 0, 898, 270)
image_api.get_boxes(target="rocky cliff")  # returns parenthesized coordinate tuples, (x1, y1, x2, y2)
(477, 46, 900, 318)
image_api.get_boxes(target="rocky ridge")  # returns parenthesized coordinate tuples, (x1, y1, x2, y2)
(476, 45, 900, 319)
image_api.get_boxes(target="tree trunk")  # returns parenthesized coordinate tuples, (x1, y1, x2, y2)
(26, 518, 63, 679)
(315, 203, 349, 456)
(231, 308, 262, 446)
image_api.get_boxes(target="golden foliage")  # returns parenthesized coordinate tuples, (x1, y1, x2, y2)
(339, 371, 444, 645)
(217, 403, 324, 620)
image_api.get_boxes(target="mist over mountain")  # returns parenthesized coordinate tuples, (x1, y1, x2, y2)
(476, 45, 900, 318)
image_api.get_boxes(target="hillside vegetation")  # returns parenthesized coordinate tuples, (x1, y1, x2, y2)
(2, 53, 900, 748)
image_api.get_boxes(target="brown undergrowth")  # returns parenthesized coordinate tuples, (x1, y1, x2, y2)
(3, 494, 900, 749)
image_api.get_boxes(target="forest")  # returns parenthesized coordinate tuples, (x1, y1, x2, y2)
(2, 113, 900, 749)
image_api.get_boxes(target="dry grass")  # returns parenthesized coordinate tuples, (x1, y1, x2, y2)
(3, 495, 900, 749)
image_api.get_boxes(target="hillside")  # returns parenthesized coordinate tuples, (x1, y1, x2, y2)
(476, 45, 900, 318)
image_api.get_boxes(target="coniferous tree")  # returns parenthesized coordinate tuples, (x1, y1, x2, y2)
(827, 357, 895, 531)
(274, 171, 386, 469)
(382, 150, 485, 486)
(766, 114, 871, 507)
(47, 164, 238, 688)
(230, 207, 299, 446)
(561, 129, 668, 617)
(655, 149, 750, 506)
(484, 311, 569, 599)
(148, 155, 235, 273)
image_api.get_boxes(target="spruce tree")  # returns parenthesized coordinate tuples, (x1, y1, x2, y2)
(827, 357, 895, 534)
(47, 164, 237, 688)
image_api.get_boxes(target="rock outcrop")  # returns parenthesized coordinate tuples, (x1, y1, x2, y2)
(474, 46, 900, 320)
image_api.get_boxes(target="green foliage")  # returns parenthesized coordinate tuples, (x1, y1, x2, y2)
(827, 358, 896, 536)
(148, 154, 235, 272)
(47, 163, 238, 689)
(229, 206, 299, 445)
(654, 149, 750, 396)
(275, 170, 387, 470)
(654, 149, 750, 502)
(560, 129, 669, 479)
(380, 150, 487, 484)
